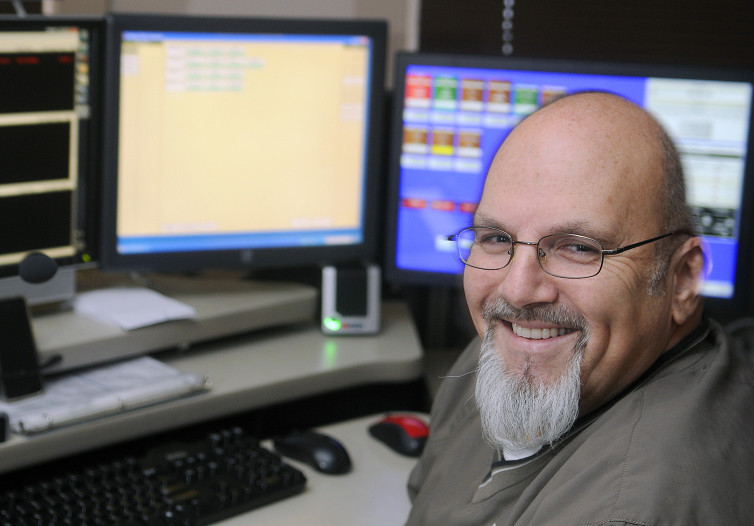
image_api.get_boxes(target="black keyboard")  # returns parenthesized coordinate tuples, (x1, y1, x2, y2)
(0, 427, 306, 525)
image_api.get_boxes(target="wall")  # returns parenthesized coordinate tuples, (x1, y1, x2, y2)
(46, 0, 419, 86)
(418, 0, 754, 70)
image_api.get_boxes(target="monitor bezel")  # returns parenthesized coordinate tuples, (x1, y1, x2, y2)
(100, 13, 387, 274)
(0, 15, 103, 301)
(384, 51, 754, 317)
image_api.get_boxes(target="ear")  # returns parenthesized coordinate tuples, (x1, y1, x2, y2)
(669, 236, 706, 326)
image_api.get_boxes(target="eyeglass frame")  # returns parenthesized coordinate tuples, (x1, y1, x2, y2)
(447, 226, 692, 279)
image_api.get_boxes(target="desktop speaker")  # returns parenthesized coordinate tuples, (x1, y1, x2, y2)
(0, 296, 44, 400)
(321, 263, 381, 335)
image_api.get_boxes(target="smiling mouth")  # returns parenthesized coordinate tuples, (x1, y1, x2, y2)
(511, 322, 575, 340)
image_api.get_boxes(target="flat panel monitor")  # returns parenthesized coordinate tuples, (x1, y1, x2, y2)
(0, 16, 102, 305)
(100, 14, 386, 274)
(385, 53, 754, 316)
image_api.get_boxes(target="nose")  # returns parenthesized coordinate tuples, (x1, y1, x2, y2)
(499, 241, 558, 308)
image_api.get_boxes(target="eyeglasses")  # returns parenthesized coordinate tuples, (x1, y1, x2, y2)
(448, 226, 687, 279)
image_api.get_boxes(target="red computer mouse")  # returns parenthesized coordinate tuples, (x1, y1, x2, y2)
(368, 414, 429, 457)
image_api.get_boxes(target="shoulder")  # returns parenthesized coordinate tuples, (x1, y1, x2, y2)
(633, 317, 754, 444)
(614, 320, 754, 521)
(539, 319, 754, 524)
(407, 338, 489, 504)
(426, 337, 481, 441)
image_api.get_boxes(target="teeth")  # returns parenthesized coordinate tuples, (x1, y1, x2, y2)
(512, 323, 571, 340)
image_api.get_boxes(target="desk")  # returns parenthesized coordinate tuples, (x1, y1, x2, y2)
(220, 413, 423, 526)
(0, 301, 424, 475)
(33, 271, 320, 374)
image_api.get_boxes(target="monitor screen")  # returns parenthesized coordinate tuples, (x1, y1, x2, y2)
(100, 14, 386, 274)
(0, 16, 102, 304)
(385, 53, 754, 315)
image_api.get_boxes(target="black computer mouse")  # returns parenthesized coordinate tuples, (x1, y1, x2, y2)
(273, 430, 352, 475)
(368, 414, 429, 457)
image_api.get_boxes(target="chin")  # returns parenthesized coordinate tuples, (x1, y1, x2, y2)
(476, 331, 583, 451)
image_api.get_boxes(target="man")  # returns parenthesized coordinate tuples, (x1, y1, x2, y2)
(405, 92, 754, 525)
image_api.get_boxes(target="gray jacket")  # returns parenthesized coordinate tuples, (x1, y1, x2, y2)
(406, 318, 754, 525)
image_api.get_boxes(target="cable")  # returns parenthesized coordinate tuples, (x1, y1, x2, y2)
(11, 0, 27, 17)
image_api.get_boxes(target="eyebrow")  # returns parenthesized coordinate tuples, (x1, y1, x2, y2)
(471, 213, 504, 230)
(472, 214, 619, 247)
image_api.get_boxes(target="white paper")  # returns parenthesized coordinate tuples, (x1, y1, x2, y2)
(72, 287, 196, 330)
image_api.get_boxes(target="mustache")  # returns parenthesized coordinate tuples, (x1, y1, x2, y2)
(481, 298, 590, 343)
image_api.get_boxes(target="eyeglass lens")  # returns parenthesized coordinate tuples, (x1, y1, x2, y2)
(456, 227, 604, 278)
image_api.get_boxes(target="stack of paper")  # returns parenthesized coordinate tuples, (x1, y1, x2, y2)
(0, 356, 210, 434)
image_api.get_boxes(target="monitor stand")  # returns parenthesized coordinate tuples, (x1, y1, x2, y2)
(31, 269, 318, 374)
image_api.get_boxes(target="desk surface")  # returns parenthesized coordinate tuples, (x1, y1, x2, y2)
(220, 413, 423, 526)
(0, 301, 424, 474)
(34, 271, 319, 374)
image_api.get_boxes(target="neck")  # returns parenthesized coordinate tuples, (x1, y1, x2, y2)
(667, 303, 703, 351)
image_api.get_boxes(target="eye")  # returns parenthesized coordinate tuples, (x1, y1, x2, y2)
(548, 235, 602, 262)
(567, 242, 599, 254)
(476, 229, 512, 252)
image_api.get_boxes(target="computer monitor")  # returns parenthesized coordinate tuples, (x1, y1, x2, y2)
(0, 16, 103, 305)
(100, 13, 386, 275)
(385, 53, 754, 316)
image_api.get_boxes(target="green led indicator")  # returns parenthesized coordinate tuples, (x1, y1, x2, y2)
(323, 317, 342, 331)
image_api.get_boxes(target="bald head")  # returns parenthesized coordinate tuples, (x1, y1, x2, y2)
(490, 92, 691, 237)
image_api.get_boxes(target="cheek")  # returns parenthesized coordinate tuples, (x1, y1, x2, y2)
(572, 262, 649, 317)
(463, 269, 497, 336)
(568, 277, 629, 340)
(572, 276, 667, 389)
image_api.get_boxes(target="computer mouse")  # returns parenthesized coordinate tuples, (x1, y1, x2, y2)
(368, 414, 429, 457)
(273, 430, 352, 475)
